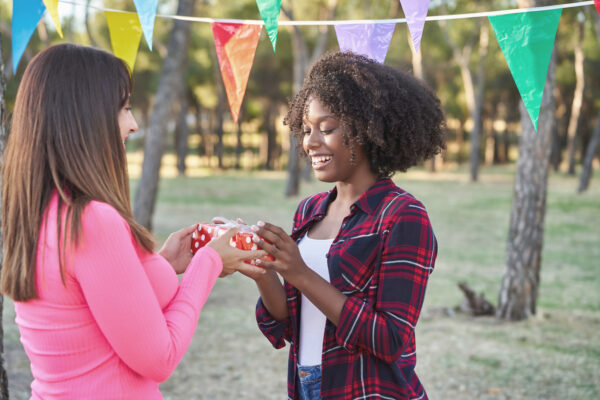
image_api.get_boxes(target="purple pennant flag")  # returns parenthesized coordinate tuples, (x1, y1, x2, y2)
(399, 0, 430, 52)
(334, 23, 396, 64)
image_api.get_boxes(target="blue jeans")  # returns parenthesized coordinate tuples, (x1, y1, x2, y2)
(297, 364, 321, 400)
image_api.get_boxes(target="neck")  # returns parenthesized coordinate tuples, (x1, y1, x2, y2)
(334, 168, 378, 206)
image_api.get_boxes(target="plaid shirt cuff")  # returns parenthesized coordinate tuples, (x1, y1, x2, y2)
(255, 297, 292, 349)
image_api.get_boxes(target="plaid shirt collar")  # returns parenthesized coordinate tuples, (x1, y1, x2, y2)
(312, 177, 397, 217)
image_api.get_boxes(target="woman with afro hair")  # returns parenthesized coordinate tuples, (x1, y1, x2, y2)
(249, 51, 445, 400)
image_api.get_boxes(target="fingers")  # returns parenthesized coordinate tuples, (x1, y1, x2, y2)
(256, 221, 288, 237)
(235, 262, 266, 276)
(218, 226, 240, 241)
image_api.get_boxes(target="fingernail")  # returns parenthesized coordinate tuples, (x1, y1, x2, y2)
(255, 259, 262, 265)
(257, 221, 265, 227)
(251, 225, 259, 232)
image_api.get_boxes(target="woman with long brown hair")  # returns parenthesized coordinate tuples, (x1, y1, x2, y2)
(1, 43, 265, 398)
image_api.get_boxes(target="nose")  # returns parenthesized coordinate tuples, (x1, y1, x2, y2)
(129, 114, 138, 133)
(303, 129, 322, 151)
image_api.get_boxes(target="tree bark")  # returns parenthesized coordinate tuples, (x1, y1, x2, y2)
(497, 39, 557, 321)
(0, 32, 12, 400)
(578, 112, 600, 193)
(133, 0, 196, 230)
(565, 20, 585, 175)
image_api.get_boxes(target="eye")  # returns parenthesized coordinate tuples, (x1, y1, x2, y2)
(302, 127, 311, 135)
(321, 128, 335, 135)
(125, 106, 132, 112)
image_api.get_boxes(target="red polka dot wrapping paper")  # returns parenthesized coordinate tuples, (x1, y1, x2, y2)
(191, 223, 275, 264)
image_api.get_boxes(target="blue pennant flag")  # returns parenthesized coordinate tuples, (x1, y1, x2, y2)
(12, 0, 46, 74)
(133, 0, 158, 51)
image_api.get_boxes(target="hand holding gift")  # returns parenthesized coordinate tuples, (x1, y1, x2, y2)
(198, 225, 268, 278)
(191, 219, 275, 267)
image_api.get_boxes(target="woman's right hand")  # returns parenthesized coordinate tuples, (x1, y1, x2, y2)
(206, 227, 267, 277)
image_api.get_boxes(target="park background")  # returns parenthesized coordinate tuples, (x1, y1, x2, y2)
(1, 0, 599, 399)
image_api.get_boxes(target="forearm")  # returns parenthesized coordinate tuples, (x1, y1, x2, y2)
(256, 270, 289, 321)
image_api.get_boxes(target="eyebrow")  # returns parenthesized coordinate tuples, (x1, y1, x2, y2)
(303, 114, 337, 124)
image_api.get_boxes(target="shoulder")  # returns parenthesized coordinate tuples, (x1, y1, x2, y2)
(379, 186, 431, 225)
(294, 191, 328, 220)
(81, 201, 129, 233)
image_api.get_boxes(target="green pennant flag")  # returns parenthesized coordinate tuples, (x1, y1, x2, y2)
(256, 0, 281, 52)
(489, 9, 561, 130)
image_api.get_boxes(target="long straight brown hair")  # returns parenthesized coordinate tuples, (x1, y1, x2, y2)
(1, 44, 154, 301)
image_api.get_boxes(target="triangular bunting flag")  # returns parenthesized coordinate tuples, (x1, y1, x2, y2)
(42, 0, 63, 38)
(12, 0, 46, 74)
(595, 0, 600, 17)
(399, 0, 430, 52)
(256, 0, 281, 52)
(212, 22, 262, 123)
(489, 9, 561, 130)
(334, 23, 396, 63)
(105, 11, 143, 71)
(133, 0, 157, 51)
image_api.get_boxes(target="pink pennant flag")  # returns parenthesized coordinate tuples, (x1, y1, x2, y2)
(334, 23, 396, 64)
(399, 0, 430, 52)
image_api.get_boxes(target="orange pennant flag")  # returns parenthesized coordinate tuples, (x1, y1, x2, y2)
(212, 23, 262, 122)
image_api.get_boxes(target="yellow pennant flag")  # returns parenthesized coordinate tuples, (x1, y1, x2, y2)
(105, 11, 143, 71)
(42, 0, 63, 38)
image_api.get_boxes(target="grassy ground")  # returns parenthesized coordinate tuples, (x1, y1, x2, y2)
(3, 164, 600, 399)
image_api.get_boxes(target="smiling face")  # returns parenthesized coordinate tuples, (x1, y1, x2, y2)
(302, 97, 371, 183)
(117, 101, 138, 149)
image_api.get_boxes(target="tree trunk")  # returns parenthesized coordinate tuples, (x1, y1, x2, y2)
(578, 112, 600, 193)
(0, 32, 12, 400)
(133, 0, 196, 230)
(282, 0, 337, 196)
(409, 29, 439, 172)
(441, 20, 488, 182)
(264, 102, 277, 170)
(175, 93, 190, 176)
(84, 0, 99, 47)
(471, 23, 488, 180)
(497, 41, 557, 321)
(235, 108, 243, 170)
(565, 20, 585, 175)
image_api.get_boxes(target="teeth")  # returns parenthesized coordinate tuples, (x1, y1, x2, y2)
(312, 156, 332, 164)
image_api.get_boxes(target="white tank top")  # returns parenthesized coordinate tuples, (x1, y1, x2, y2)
(297, 234, 334, 367)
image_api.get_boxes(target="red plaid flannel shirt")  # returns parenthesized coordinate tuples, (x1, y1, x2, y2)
(256, 178, 437, 399)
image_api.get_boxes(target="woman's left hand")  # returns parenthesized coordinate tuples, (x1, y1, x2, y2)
(158, 225, 196, 274)
(251, 221, 309, 286)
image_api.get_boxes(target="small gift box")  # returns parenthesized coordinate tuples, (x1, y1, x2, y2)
(191, 222, 274, 263)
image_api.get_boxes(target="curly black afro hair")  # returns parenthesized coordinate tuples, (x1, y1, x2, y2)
(284, 51, 446, 178)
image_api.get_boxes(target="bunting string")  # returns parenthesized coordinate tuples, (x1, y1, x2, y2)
(58, 0, 595, 25)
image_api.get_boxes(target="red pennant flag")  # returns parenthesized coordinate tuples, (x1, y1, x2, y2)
(595, 0, 600, 17)
(212, 23, 262, 122)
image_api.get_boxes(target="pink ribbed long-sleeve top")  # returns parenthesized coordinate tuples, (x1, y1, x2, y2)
(14, 193, 223, 399)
